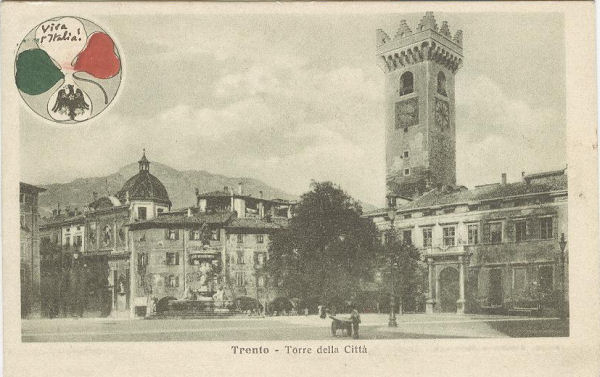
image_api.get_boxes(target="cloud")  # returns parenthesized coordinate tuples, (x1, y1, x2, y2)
(20, 14, 565, 210)
(456, 74, 566, 186)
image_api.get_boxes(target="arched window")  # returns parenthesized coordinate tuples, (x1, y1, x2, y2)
(437, 71, 447, 96)
(399, 71, 414, 96)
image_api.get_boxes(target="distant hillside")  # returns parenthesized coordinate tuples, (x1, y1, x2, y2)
(37, 162, 297, 217)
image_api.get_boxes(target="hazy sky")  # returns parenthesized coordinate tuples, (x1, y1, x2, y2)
(20, 12, 566, 207)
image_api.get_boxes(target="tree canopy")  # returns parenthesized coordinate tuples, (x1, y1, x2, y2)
(379, 231, 426, 313)
(266, 181, 381, 310)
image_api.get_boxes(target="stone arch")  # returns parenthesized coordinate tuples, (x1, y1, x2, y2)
(437, 71, 447, 96)
(399, 71, 414, 96)
(438, 266, 460, 312)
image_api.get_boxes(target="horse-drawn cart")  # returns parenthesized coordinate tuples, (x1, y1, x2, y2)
(329, 315, 353, 337)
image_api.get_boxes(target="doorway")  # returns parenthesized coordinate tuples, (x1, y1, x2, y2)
(439, 267, 459, 312)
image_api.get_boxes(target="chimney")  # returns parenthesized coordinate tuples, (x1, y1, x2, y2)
(187, 208, 192, 217)
(93, 191, 98, 202)
(57, 203, 61, 215)
(195, 188, 199, 196)
(259, 190, 263, 199)
(238, 182, 243, 195)
(52, 209, 57, 216)
(501, 173, 507, 185)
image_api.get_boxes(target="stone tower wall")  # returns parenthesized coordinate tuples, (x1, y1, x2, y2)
(377, 12, 463, 200)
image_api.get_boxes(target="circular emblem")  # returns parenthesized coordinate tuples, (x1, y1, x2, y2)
(15, 16, 122, 123)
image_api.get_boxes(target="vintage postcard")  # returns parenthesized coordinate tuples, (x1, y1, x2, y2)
(2, 2, 599, 376)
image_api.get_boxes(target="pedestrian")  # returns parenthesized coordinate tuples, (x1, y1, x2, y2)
(318, 304, 325, 319)
(350, 306, 361, 339)
(304, 307, 309, 316)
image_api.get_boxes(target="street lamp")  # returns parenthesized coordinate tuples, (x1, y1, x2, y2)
(558, 233, 567, 319)
(387, 209, 398, 327)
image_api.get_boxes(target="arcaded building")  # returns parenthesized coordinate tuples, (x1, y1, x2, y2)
(366, 13, 568, 316)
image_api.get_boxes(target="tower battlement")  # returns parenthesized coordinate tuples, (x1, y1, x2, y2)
(377, 12, 463, 74)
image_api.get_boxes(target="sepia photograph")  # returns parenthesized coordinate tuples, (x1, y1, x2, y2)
(2, 2, 599, 376)
(15, 9, 572, 342)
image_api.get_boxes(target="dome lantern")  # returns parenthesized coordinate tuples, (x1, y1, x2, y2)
(138, 149, 150, 172)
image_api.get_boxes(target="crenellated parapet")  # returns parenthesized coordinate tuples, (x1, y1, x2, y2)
(377, 12, 463, 73)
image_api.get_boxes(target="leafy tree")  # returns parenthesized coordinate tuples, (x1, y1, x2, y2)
(379, 231, 426, 313)
(266, 181, 381, 311)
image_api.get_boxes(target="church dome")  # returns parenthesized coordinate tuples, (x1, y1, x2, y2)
(116, 151, 171, 206)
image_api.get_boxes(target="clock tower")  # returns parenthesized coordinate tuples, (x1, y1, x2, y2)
(377, 12, 463, 205)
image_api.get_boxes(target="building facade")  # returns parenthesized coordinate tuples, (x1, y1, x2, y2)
(39, 152, 293, 318)
(128, 188, 292, 317)
(368, 13, 568, 316)
(20, 182, 46, 318)
(368, 171, 568, 315)
(39, 151, 173, 318)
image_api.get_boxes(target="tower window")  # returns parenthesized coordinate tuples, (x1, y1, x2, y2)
(403, 151, 409, 158)
(399, 71, 414, 96)
(437, 71, 447, 96)
(403, 168, 410, 176)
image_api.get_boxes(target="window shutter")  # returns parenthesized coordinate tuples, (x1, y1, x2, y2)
(175, 253, 180, 265)
(482, 223, 490, 244)
(525, 218, 534, 239)
(189, 230, 194, 240)
(530, 218, 540, 239)
(175, 230, 180, 240)
(552, 216, 558, 239)
(505, 219, 514, 243)
(164, 229, 169, 240)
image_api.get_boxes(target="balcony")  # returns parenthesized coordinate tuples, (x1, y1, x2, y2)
(422, 245, 469, 258)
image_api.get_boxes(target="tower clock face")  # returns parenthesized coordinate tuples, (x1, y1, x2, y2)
(435, 99, 450, 129)
(395, 98, 419, 129)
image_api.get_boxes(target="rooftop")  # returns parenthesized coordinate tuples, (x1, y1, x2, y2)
(40, 213, 85, 228)
(128, 211, 236, 229)
(366, 169, 567, 217)
(226, 217, 288, 231)
(196, 187, 295, 204)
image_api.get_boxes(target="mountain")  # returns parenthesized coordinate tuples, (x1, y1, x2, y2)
(37, 162, 297, 217)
